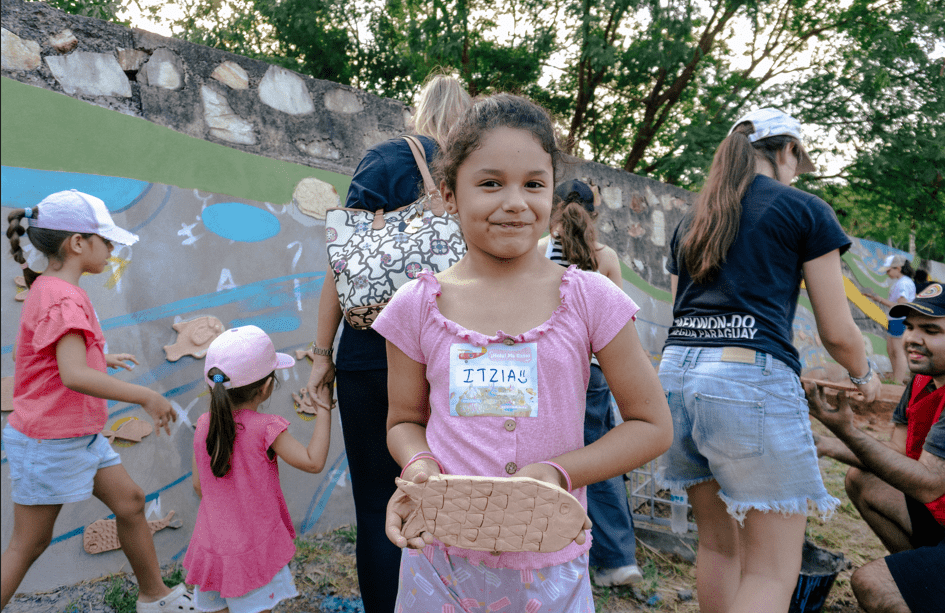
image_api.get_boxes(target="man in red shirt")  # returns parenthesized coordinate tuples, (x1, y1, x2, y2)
(806, 283, 945, 613)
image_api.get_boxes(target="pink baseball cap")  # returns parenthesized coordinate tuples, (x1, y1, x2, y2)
(29, 189, 139, 245)
(204, 325, 294, 388)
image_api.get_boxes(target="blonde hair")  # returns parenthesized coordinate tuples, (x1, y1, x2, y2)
(408, 74, 471, 147)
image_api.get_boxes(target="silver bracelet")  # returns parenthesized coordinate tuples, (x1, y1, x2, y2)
(310, 345, 333, 358)
(849, 361, 873, 385)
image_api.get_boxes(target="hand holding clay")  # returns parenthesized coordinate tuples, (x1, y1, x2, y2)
(516, 462, 592, 547)
(105, 353, 139, 371)
(391, 474, 590, 553)
(804, 381, 855, 435)
(853, 371, 881, 403)
(141, 390, 176, 436)
(387, 470, 435, 550)
(306, 356, 336, 411)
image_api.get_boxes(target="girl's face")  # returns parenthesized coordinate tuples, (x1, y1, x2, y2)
(443, 128, 553, 262)
(887, 266, 901, 279)
(82, 234, 114, 274)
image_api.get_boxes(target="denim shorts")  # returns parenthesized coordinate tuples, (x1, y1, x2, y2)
(2, 423, 121, 506)
(194, 565, 298, 613)
(657, 346, 839, 522)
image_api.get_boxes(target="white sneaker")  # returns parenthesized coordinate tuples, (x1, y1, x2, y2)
(593, 563, 643, 587)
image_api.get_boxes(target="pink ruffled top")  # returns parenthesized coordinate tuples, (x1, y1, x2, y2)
(184, 410, 296, 597)
(372, 267, 639, 569)
(11, 275, 108, 439)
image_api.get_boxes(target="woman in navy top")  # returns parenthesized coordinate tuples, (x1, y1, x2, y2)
(305, 74, 469, 613)
(659, 108, 882, 613)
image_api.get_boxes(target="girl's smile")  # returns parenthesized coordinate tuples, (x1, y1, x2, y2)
(443, 128, 553, 262)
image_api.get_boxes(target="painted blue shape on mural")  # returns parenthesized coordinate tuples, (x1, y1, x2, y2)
(0, 166, 150, 212)
(229, 314, 301, 333)
(201, 202, 281, 242)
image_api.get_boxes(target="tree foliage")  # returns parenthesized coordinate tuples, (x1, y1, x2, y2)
(39, 0, 945, 260)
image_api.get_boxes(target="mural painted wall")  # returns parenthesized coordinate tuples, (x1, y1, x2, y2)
(1, 77, 356, 592)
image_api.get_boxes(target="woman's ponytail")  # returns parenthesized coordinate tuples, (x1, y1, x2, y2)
(680, 123, 756, 284)
(553, 201, 599, 272)
(6, 209, 41, 288)
(206, 367, 237, 478)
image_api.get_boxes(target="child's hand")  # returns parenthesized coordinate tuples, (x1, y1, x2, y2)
(386, 470, 434, 549)
(518, 462, 592, 546)
(105, 353, 139, 371)
(518, 461, 567, 490)
(400, 457, 441, 484)
(141, 390, 176, 436)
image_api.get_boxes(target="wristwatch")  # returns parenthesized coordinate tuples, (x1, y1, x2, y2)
(311, 345, 333, 358)
(848, 361, 873, 385)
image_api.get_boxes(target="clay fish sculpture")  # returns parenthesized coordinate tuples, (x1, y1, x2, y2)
(394, 474, 587, 553)
(83, 511, 182, 554)
(102, 418, 153, 443)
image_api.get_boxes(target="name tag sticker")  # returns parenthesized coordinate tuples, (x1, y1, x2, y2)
(449, 342, 538, 417)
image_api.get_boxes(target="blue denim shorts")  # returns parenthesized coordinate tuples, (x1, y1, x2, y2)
(2, 423, 121, 506)
(657, 346, 839, 522)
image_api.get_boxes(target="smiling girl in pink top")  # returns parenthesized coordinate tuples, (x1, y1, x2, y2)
(372, 94, 672, 612)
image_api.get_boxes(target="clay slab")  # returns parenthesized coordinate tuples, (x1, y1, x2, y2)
(395, 474, 587, 553)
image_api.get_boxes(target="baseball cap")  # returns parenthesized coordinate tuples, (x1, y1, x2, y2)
(29, 190, 139, 245)
(554, 179, 598, 213)
(880, 254, 908, 272)
(204, 325, 295, 388)
(729, 108, 816, 174)
(889, 283, 945, 319)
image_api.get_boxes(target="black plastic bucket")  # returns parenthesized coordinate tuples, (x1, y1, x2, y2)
(789, 540, 849, 613)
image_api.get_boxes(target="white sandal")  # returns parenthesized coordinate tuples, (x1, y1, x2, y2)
(135, 583, 197, 612)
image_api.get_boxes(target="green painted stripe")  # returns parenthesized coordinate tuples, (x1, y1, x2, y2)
(865, 332, 889, 358)
(619, 260, 672, 303)
(843, 252, 886, 295)
(797, 294, 814, 314)
(1, 77, 350, 204)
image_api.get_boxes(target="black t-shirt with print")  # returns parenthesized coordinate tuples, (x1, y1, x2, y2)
(665, 174, 850, 374)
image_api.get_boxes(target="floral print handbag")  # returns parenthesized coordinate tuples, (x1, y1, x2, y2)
(325, 136, 466, 330)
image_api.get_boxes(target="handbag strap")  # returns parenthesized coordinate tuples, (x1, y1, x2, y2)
(403, 136, 446, 216)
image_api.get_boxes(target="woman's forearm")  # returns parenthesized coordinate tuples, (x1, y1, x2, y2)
(315, 269, 343, 349)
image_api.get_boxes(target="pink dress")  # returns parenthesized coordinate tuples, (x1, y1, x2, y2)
(372, 266, 639, 570)
(184, 410, 296, 597)
(10, 275, 108, 439)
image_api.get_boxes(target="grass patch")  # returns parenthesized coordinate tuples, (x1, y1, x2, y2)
(63, 599, 84, 613)
(336, 525, 357, 544)
(102, 575, 137, 613)
(101, 564, 187, 613)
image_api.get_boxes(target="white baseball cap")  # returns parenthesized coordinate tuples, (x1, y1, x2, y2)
(729, 108, 816, 174)
(880, 254, 908, 272)
(204, 325, 295, 388)
(29, 189, 139, 245)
